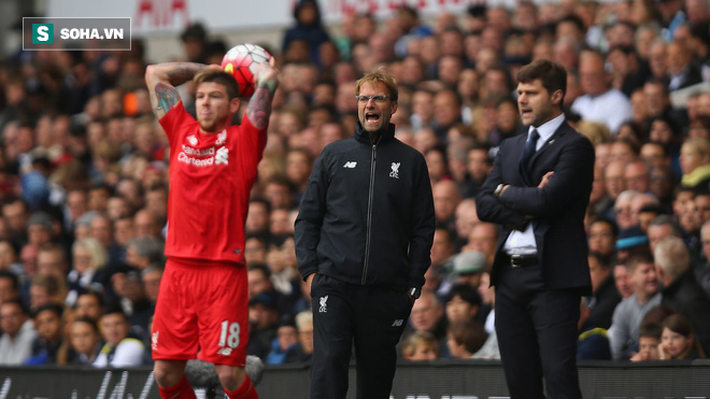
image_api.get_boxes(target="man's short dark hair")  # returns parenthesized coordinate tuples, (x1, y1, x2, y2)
(557, 14, 585, 34)
(647, 214, 681, 236)
(446, 284, 482, 307)
(193, 68, 240, 101)
(639, 322, 662, 339)
(247, 263, 272, 279)
(72, 316, 100, 333)
(625, 252, 655, 274)
(1, 298, 28, 315)
(101, 305, 128, 321)
(76, 290, 106, 309)
(0, 271, 19, 291)
(32, 302, 64, 319)
(516, 59, 567, 100)
(592, 217, 620, 239)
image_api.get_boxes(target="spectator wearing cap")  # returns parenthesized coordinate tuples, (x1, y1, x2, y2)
(247, 293, 281, 360)
(451, 250, 487, 289)
(616, 224, 650, 262)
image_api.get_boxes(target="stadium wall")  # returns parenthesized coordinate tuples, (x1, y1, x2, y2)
(2, 360, 710, 398)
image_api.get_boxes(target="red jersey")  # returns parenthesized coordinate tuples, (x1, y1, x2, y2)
(159, 102, 266, 264)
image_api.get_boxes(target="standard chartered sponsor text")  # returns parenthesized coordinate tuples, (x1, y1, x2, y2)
(60, 28, 124, 40)
(178, 152, 215, 166)
(182, 145, 215, 156)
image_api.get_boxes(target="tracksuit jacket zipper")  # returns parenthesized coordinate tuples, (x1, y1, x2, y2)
(362, 141, 377, 284)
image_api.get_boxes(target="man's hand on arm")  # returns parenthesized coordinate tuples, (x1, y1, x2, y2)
(538, 171, 554, 188)
(145, 62, 207, 119)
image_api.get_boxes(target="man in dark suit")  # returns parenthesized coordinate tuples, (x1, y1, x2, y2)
(477, 60, 595, 399)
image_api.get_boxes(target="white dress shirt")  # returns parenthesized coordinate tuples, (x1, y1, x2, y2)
(503, 113, 565, 256)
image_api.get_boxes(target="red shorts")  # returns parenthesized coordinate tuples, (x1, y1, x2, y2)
(151, 257, 249, 366)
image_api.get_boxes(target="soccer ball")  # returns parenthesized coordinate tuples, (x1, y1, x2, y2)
(221, 43, 272, 99)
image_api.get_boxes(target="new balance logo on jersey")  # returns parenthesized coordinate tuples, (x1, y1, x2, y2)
(215, 146, 229, 165)
(343, 161, 357, 168)
(392, 319, 404, 327)
(319, 295, 328, 313)
(187, 135, 198, 146)
(389, 162, 400, 179)
(217, 347, 233, 356)
(216, 130, 227, 145)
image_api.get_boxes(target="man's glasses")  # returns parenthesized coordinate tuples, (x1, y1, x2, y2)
(355, 95, 390, 104)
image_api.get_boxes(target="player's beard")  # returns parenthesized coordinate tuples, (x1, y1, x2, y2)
(199, 114, 230, 134)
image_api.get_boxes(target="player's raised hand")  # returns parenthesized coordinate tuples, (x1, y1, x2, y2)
(254, 61, 279, 91)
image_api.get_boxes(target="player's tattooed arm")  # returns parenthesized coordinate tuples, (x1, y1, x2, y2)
(145, 62, 207, 119)
(153, 83, 181, 118)
(247, 63, 279, 129)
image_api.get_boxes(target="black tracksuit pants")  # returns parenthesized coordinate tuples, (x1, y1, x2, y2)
(309, 273, 413, 399)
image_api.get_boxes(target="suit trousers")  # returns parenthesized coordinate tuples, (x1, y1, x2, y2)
(495, 262, 582, 399)
(309, 274, 413, 399)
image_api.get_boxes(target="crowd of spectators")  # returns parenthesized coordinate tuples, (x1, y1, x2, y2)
(1, 0, 710, 367)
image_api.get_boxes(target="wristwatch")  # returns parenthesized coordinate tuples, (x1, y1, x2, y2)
(494, 184, 505, 198)
(408, 287, 420, 300)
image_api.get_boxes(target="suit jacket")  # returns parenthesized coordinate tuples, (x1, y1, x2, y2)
(477, 121, 595, 295)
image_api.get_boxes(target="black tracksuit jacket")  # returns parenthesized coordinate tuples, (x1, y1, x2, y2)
(295, 122, 435, 292)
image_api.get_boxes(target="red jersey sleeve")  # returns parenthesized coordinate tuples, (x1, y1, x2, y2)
(158, 101, 195, 146)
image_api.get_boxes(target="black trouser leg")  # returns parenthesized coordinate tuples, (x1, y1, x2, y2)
(496, 281, 546, 399)
(531, 289, 582, 399)
(310, 275, 354, 399)
(353, 286, 412, 399)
